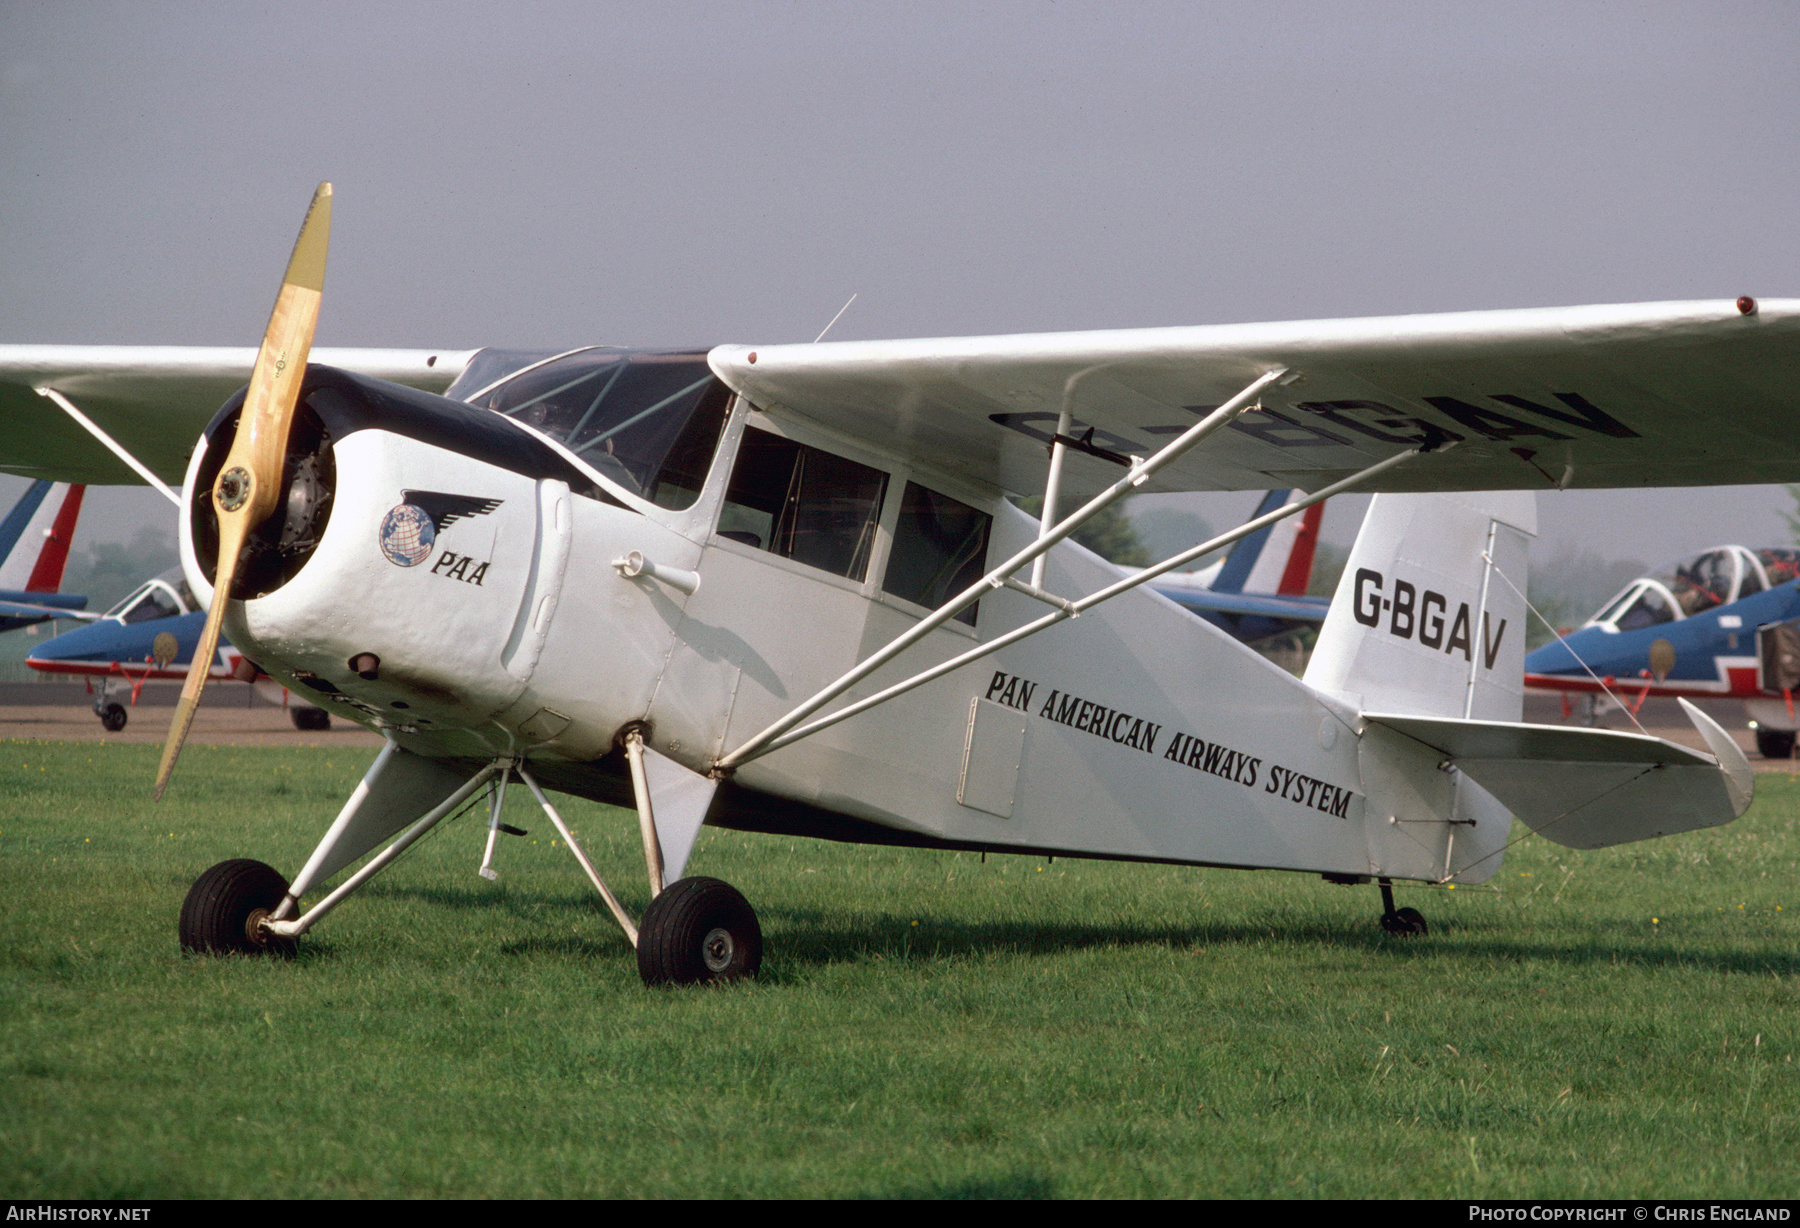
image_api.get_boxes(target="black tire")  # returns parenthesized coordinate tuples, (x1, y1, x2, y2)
(637, 877, 762, 986)
(179, 859, 296, 957)
(1380, 906, 1428, 937)
(290, 706, 331, 732)
(1756, 728, 1794, 760)
(99, 703, 127, 732)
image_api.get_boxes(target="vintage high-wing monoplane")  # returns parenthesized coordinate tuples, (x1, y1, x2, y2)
(0, 184, 1789, 983)
(1524, 545, 1800, 757)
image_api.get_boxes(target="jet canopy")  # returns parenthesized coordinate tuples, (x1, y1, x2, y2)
(1585, 546, 1800, 631)
(104, 568, 196, 624)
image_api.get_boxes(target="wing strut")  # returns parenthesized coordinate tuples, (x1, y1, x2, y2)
(720, 443, 1420, 767)
(717, 367, 1288, 768)
(717, 367, 1425, 770)
(32, 387, 182, 507)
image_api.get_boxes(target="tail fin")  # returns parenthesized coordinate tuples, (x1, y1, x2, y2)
(0, 482, 85, 592)
(1211, 489, 1324, 596)
(1304, 491, 1535, 721)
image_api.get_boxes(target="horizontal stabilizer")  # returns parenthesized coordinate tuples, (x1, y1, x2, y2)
(1365, 702, 1753, 850)
(0, 596, 95, 622)
(1154, 588, 1330, 622)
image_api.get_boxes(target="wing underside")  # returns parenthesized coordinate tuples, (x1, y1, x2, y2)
(710, 299, 1800, 498)
(0, 346, 473, 484)
(8, 300, 1799, 498)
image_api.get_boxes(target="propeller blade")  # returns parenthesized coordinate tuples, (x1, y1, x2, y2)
(155, 183, 331, 799)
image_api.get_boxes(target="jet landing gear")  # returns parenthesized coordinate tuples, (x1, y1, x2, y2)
(91, 679, 129, 730)
(289, 705, 331, 732)
(1377, 878, 1427, 937)
(1753, 726, 1795, 760)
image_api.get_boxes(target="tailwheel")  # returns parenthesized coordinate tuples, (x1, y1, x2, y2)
(179, 859, 296, 958)
(636, 877, 762, 986)
(1376, 878, 1427, 937)
(99, 703, 127, 732)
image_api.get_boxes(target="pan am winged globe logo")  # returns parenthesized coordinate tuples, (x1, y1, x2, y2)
(379, 490, 503, 568)
(379, 504, 435, 566)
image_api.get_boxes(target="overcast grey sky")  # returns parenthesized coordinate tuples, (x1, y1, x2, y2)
(3, 0, 1797, 565)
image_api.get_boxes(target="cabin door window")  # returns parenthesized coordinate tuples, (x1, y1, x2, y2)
(718, 427, 888, 582)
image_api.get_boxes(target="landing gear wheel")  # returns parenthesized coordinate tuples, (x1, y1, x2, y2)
(290, 706, 330, 732)
(1380, 906, 1428, 937)
(98, 703, 127, 732)
(1756, 728, 1794, 760)
(178, 859, 296, 958)
(636, 876, 762, 986)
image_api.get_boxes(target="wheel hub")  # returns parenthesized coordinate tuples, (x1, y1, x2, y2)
(244, 907, 274, 949)
(702, 927, 735, 972)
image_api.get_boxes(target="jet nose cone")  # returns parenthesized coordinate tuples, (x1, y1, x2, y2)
(27, 619, 117, 664)
(1524, 627, 1605, 676)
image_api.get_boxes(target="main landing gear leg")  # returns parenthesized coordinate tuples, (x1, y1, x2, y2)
(618, 727, 755, 987)
(1377, 877, 1428, 937)
(177, 734, 753, 986)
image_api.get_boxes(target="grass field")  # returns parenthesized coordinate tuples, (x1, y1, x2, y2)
(3, 739, 1797, 1198)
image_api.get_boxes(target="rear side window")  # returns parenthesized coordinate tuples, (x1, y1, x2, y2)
(883, 482, 990, 625)
(719, 428, 887, 582)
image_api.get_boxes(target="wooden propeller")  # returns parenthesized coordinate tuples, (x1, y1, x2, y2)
(155, 182, 332, 799)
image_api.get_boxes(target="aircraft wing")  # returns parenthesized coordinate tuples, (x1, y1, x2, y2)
(0, 598, 97, 622)
(0, 346, 475, 484)
(710, 299, 1800, 497)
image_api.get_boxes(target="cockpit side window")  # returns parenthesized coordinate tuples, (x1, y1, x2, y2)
(718, 427, 888, 582)
(883, 482, 991, 625)
(1738, 547, 1766, 599)
(468, 349, 731, 511)
(1590, 584, 1639, 627)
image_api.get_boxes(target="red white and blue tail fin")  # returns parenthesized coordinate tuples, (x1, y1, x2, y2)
(1210, 489, 1324, 596)
(0, 481, 85, 592)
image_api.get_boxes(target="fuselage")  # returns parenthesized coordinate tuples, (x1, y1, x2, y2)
(175, 351, 1519, 884)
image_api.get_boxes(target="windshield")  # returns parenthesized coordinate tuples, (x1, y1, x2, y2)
(461, 348, 732, 511)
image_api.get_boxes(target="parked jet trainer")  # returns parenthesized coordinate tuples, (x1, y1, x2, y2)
(0, 184, 1791, 984)
(25, 568, 332, 732)
(1525, 545, 1800, 758)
